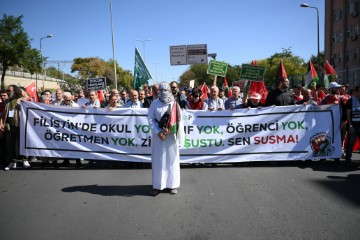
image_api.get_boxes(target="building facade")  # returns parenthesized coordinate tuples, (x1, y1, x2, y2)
(325, 0, 360, 86)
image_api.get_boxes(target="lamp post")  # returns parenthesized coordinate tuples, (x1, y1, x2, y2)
(300, 3, 320, 57)
(208, 53, 217, 60)
(110, 0, 118, 90)
(136, 39, 151, 63)
(40, 34, 53, 90)
(152, 62, 158, 83)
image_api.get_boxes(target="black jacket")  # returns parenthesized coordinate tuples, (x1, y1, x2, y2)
(265, 88, 294, 106)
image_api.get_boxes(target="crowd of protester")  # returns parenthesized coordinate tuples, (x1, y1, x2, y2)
(0, 77, 358, 170)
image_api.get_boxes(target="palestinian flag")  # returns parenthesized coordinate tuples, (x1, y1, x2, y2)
(167, 102, 181, 134)
(276, 60, 287, 87)
(324, 60, 337, 88)
(222, 77, 232, 98)
(305, 60, 319, 88)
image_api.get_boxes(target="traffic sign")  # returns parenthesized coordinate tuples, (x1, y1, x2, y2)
(170, 45, 187, 65)
(207, 60, 228, 77)
(187, 44, 208, 64)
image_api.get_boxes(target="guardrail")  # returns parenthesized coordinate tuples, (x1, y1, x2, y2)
(1, 70, 66, 83)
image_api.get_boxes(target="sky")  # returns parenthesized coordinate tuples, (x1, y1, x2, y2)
(1, 0, 325, 84)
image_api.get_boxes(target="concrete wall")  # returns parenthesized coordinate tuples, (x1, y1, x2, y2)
(3, 75, 62, 90)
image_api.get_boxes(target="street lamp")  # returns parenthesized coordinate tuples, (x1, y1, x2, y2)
(40, 34, 53, 90)
(136, 39, 151, 62)
(152, 62, 158, 83)
(208, 53, 217, 60)
(300, 3, 320, 57)
(110, 0, 118, 90)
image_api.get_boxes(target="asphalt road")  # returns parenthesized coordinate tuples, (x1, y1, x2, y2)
(0, 160, 359, 240)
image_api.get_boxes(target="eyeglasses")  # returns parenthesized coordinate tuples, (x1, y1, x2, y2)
(170, 86, 177, 89)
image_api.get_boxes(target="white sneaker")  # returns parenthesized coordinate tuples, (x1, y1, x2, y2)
(5, 162, 16, 171)
(23, 160, 31, 168)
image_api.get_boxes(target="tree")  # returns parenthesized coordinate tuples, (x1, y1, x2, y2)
(310, 51, 325, 72)
(262, 48, 306, 86)
(71, 57, 134, 91)
(71, 57, 107, 80)
(179, 64, 213, 87)
(46, 66, 62, 79)
(222, 65, 241, 86)
(0, 14, 42, 90)
(178, 48, 307, 89)
(105, 59, 133, 91)
(179, 71, 196, 87)
(179, 63, 241, 89)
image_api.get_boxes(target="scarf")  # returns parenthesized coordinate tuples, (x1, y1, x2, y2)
(159, 82, 174, 104)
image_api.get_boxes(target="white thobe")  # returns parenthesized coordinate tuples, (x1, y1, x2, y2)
(148, 100, 181, 190)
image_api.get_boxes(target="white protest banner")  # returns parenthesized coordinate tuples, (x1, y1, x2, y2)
(20, 102, 342, 163)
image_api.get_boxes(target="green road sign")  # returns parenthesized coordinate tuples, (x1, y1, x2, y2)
(207, 60, 228, 77)
(240, 64, 266, 81)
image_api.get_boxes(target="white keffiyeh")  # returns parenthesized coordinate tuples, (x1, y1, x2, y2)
(159, 82, 174, 104)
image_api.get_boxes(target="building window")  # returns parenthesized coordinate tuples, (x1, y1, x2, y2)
(346, 50, 352, 61)
(347, 26, 352, 38)
(350, 1, 359, 17)
(331, 54, 336, 65)
(333, 9, 344, 21)
(339, 32, 343, 42)
(339, 53, 343, 63)
(355, 24, 359, 35)
(354, 48, 359, 60)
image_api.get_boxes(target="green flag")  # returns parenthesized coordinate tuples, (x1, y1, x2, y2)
(133, 48, 152, 90)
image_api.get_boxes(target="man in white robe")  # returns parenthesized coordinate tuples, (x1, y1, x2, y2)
(148, 82, 183, 195)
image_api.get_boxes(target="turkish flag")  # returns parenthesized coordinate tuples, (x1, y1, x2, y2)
(249, 81, 268, 104)
(200, 82, 208, 101)
(25, 81, 39, 102)
(97, 90, 105, 103)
